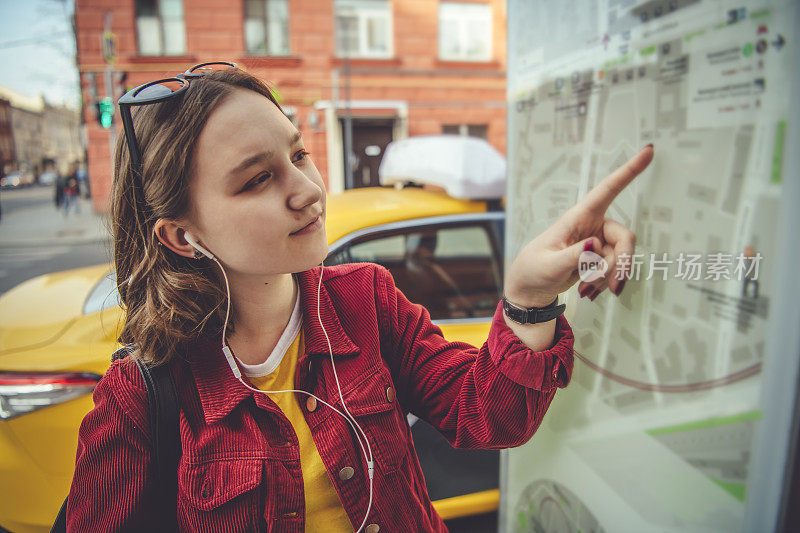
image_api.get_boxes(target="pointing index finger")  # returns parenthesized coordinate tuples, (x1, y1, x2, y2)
(579, 144, 654, 214)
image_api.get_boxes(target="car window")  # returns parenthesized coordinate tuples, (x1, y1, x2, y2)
(83, 270, 122, 315)
(341, 234, 405, 262)
(327, 222, 503, 320)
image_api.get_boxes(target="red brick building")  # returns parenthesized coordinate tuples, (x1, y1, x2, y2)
(75, 0, 507, 212)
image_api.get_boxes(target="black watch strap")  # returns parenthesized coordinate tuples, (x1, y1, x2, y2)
(502, 295, 566, 324)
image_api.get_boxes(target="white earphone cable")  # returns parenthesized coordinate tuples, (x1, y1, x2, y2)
(212, 254, 374, 532)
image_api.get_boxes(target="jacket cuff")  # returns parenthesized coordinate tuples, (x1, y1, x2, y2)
(487, 300, 575, 391)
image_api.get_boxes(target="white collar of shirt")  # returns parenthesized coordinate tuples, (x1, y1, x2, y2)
(234, 280, 302, 378)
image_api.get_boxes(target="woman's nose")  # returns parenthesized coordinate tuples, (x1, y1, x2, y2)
(286, 165, 322, 210)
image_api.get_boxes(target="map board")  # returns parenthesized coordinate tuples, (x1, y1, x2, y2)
(501, 1, 798, 531)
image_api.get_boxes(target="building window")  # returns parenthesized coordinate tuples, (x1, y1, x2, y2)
(244, 0, 290, 55)
(442, 124, 488, 140)
(136, 0, 187, 56)
(438, 2, 492, 61)
(335, 0, 392, 59)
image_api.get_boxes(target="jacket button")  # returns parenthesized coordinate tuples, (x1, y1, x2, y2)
(366, 524, 380, 533)
(339, 466, 355, 480)
(200, 481, 212, 499)
(386, 387, 395, 403)
(306, 396, 317, 412)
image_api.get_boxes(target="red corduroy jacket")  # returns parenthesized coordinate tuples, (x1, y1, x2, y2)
(66, 262, 574, 532)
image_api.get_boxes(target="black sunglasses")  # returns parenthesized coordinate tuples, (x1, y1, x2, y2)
(117, 61, 238, 182)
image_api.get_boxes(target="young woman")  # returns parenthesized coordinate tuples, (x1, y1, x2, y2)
(66, 64, 652, 532)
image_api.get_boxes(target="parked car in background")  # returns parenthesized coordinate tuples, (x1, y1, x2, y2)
(0, 170, 35, 189)
(0, 136, 508, 532)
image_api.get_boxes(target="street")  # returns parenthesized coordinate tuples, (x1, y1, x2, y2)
(0, 186, 111, 295)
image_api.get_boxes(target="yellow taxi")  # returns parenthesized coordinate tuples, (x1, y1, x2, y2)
(0, 183, 507, 532)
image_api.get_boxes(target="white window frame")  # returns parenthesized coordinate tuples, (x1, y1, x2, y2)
(335, 0, 394, 59)
(135, 0, 187, 56)
(438, 1, 492, 62)
(244, 0, 291, 56)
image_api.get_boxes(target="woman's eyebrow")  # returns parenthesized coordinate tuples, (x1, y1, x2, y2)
(228, 152, 270, 178)
(226, 131, 304, 179)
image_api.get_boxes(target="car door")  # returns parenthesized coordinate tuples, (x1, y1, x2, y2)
(325, 212, 505, 517)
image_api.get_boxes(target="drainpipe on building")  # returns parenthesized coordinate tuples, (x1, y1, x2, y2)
(342, 54, 353, 191)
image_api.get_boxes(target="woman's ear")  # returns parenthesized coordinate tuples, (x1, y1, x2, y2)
(154, 219, 198, 259)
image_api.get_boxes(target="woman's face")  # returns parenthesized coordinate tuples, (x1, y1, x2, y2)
(182, 88, 327, 276)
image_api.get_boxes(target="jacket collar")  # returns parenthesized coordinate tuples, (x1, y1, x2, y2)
(188, 266, 362, 425)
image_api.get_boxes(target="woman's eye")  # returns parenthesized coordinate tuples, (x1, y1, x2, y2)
(245, 172, 271, 190)
(294, 149, 311, 163)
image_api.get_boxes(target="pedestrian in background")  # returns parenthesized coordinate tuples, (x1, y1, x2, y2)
(62, 168, 80, 217)
(76, 164, 90, 199)
(54, 170, 64, 209)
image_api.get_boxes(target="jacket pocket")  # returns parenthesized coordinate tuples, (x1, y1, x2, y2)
(342, 366, 408, 474)
(178, 458, 264, 531)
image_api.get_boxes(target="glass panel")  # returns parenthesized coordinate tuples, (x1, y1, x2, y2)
(267, 0, 290, 55)
(136, 16, 162, 55)
(402, 226, 501, 319)
(335, 0, 389, 57)
(442, 124, 460, 135)
(245, 0, 266, 20)
(162, 19, 186, 55)
(245, 18, 267, 53)
(438, 16, 460, 58)
(435, 226, 493, 258)
(329, 225, 501, 320)
(366, 15, 387, 53)
(160, 0, 184, 19)
(467, 124, 488, 139)
(439, 1, 491, 60)
(347, 234, 405, 263)
(83, 270, 122, 315)
(466, 19, 489, 59)
(136, 0, 158, 17)
(335, 15, 359, 55)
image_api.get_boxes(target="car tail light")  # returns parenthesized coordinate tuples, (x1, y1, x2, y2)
(0, 372, 101, 420)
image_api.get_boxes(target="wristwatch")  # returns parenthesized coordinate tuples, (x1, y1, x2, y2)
(502, 295, 566, 324)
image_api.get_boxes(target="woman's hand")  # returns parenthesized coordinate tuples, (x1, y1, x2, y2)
(504, 144, 654, 307)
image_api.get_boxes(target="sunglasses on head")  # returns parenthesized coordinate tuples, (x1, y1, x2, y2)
(117, 61, 238, 182)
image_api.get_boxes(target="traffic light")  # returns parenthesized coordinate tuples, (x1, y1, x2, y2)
(95, 97, 114, 129)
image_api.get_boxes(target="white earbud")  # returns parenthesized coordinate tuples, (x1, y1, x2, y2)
(183, 231, 215, 260)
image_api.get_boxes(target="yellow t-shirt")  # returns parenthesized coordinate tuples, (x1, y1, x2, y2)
(246, 329, 354, 532)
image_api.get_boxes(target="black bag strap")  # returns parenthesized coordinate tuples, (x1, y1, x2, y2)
(51, 346, 182, 532)
(133, 352, 181, 532)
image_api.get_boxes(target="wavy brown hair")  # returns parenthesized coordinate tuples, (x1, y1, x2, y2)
(111, 68, 283, 366)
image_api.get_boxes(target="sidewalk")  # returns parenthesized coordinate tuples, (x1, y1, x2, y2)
(0, 189, 112, 248)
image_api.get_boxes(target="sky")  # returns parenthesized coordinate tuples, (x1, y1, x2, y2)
(0, 0, 79, 109)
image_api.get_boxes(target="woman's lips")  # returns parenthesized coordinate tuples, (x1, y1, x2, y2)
(290, 215, 322, 236)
